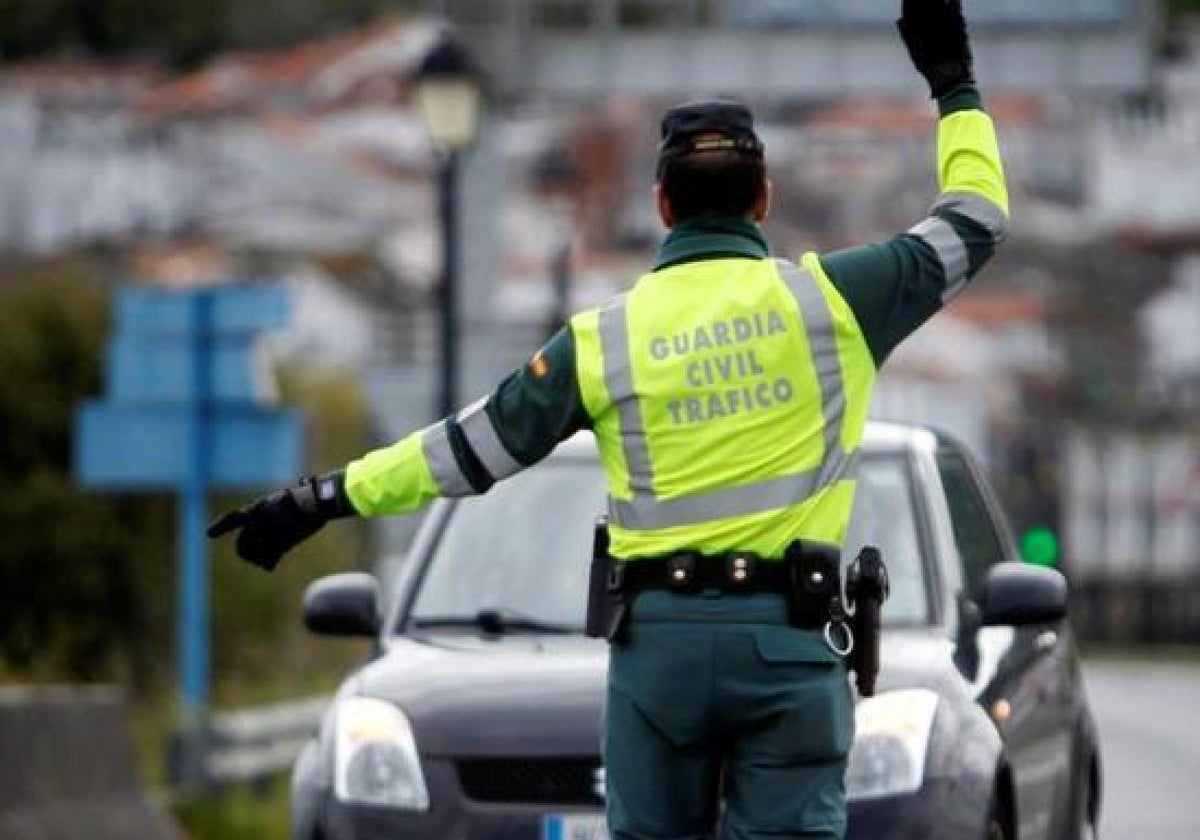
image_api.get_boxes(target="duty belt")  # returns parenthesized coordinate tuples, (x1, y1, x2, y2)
(606, 541, 847, 636)
(586, 524, 887, 695)
(608, 550, 789, 597)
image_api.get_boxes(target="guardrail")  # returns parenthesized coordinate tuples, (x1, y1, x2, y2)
(195, 695, 331, 785)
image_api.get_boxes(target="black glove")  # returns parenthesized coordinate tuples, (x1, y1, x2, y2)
(207, 473, 349, 571)
(898, 0, 975, 99)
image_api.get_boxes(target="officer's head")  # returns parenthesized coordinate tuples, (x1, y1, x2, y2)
(655, 99, 769, 228)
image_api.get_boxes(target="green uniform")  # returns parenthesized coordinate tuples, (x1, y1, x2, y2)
(342, 87, 1007, 531)
(605, 592, 854, 838)
(341, 86, 1007, 840)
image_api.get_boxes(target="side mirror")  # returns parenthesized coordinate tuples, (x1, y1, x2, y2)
(980, 562, 1068, 627)
(303, 573, 381, 638)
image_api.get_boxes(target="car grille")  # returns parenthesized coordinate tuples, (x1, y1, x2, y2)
(456, 757, 603, 806)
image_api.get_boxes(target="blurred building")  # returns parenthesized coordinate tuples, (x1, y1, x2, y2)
(441, 0, 1157, 100)
(0, 61, 171, 252)
(5, 3, 1200, 628)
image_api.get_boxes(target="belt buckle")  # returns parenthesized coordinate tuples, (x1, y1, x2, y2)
(726, 552, 757, 587)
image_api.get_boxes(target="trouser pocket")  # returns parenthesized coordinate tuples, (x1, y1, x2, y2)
(720, 626, 854, 838)
(743, 626, 854, 761)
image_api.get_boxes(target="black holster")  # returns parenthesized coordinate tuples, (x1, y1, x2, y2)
(584, 519, 631, 644)
(846, 545, 889, 697)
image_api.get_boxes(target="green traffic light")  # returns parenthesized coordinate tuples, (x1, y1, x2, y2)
(1020, 526, 1060, 567)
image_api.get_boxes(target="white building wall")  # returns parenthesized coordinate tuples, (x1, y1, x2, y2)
(870, 375, 988, 459)
(1064, 427, 1200, 581)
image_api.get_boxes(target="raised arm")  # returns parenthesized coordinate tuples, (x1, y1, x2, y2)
(820, 0, 1009, 365)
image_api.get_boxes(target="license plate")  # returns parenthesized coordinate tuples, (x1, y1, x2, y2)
(542, 813, 609, 840)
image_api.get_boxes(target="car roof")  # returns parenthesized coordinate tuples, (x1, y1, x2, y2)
(549, 419, 944, 461)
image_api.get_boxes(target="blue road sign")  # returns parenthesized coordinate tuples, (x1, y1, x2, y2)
(73, 283, 301, 726)
(75, 403, 303, 489)
(106, 335, 272, 404)
(114, 284, 290, 336)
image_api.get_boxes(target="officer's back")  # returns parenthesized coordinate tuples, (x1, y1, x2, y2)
(210, 3, 1008, 838)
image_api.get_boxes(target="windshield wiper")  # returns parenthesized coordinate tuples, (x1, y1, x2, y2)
(410, 608, 577, 636)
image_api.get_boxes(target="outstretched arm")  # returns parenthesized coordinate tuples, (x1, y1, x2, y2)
(344, 327, 589, 516)
(209, 328, 590, 569)
(821, 0, 1009, 366)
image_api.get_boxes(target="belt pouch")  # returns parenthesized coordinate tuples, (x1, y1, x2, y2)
(785, 542, 840, 629)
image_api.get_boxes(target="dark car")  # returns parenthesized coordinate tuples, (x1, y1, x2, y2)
(291, 422, 1101, 840)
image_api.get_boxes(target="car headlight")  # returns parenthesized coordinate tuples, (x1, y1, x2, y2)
(334, 697, 429, 810)
(845, 688, 939, 802)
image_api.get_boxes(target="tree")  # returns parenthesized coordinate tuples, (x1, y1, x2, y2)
(0, 260, 175, 686)
(0, 258, 369, 702)
(0, 0, 414, 66)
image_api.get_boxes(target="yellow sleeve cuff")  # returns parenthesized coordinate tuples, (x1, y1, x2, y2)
(344, 431, 441, 517)
(938, 109, 1010, 217)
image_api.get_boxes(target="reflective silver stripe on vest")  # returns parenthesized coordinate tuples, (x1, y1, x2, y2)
(421, 420, 473, 498)
(605, 259, 855, 531)
(908, 216, 969, 284)
(457, 397, 522, 480)
(774, 259, 851, 490)
(932, 191, 1009, 242)
(597, 295, 656, 493)
(608, 450, 859, 531)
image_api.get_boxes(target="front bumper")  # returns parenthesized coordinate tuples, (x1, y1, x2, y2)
(320, 759, 605, 840)
(317, 768, 985, 840)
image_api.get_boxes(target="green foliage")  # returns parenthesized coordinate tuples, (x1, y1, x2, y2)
(0, 262, 176, 688)
(0, 261, 370, 710)
(173, 777, 291, 840)
(0, 0, 227, 64)
(0, 0, 415, 65)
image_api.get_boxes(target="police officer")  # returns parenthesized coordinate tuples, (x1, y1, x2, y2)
(210, 2, 1007, 837)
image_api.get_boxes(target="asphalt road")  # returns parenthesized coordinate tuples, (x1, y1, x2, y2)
(1083, 659, 1200, 840)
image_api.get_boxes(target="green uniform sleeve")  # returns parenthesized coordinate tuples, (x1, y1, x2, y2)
(822, 84, 1010, 365)
(486, 327, 592, 465)
(342, 327, 589, 518)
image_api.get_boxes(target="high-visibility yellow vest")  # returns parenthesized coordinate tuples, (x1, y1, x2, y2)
(571, 253, 876, 561)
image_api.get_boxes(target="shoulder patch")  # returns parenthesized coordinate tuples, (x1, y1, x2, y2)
(530, 351, 549, 379)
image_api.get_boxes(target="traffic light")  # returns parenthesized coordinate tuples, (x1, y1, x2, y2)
(1020, 526, 1060, 567)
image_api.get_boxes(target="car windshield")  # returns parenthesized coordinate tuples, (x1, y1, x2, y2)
(404, 449, 929, 632)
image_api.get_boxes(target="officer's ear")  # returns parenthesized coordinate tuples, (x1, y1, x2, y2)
(751, 178, 772, 223)
(654, 183, 676, 229)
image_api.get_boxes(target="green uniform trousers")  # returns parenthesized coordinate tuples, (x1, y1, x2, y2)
(604, 591, 854, 840)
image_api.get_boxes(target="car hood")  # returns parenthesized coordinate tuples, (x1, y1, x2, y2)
(873, 630, 967, 698)
(353, 628, 967, 757)
(355, 634, 608, 757)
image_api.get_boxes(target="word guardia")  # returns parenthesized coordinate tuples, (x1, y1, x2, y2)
(649, 310, 797, 426)
(649, 310, 788, 360)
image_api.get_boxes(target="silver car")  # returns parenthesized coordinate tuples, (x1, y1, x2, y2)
(293, 422, 1101, 840)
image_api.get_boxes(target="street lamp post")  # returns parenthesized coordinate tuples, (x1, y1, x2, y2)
(436, 152, 460, 419)
(413, 30, 483, 419)
(532, 147, 584, 340)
